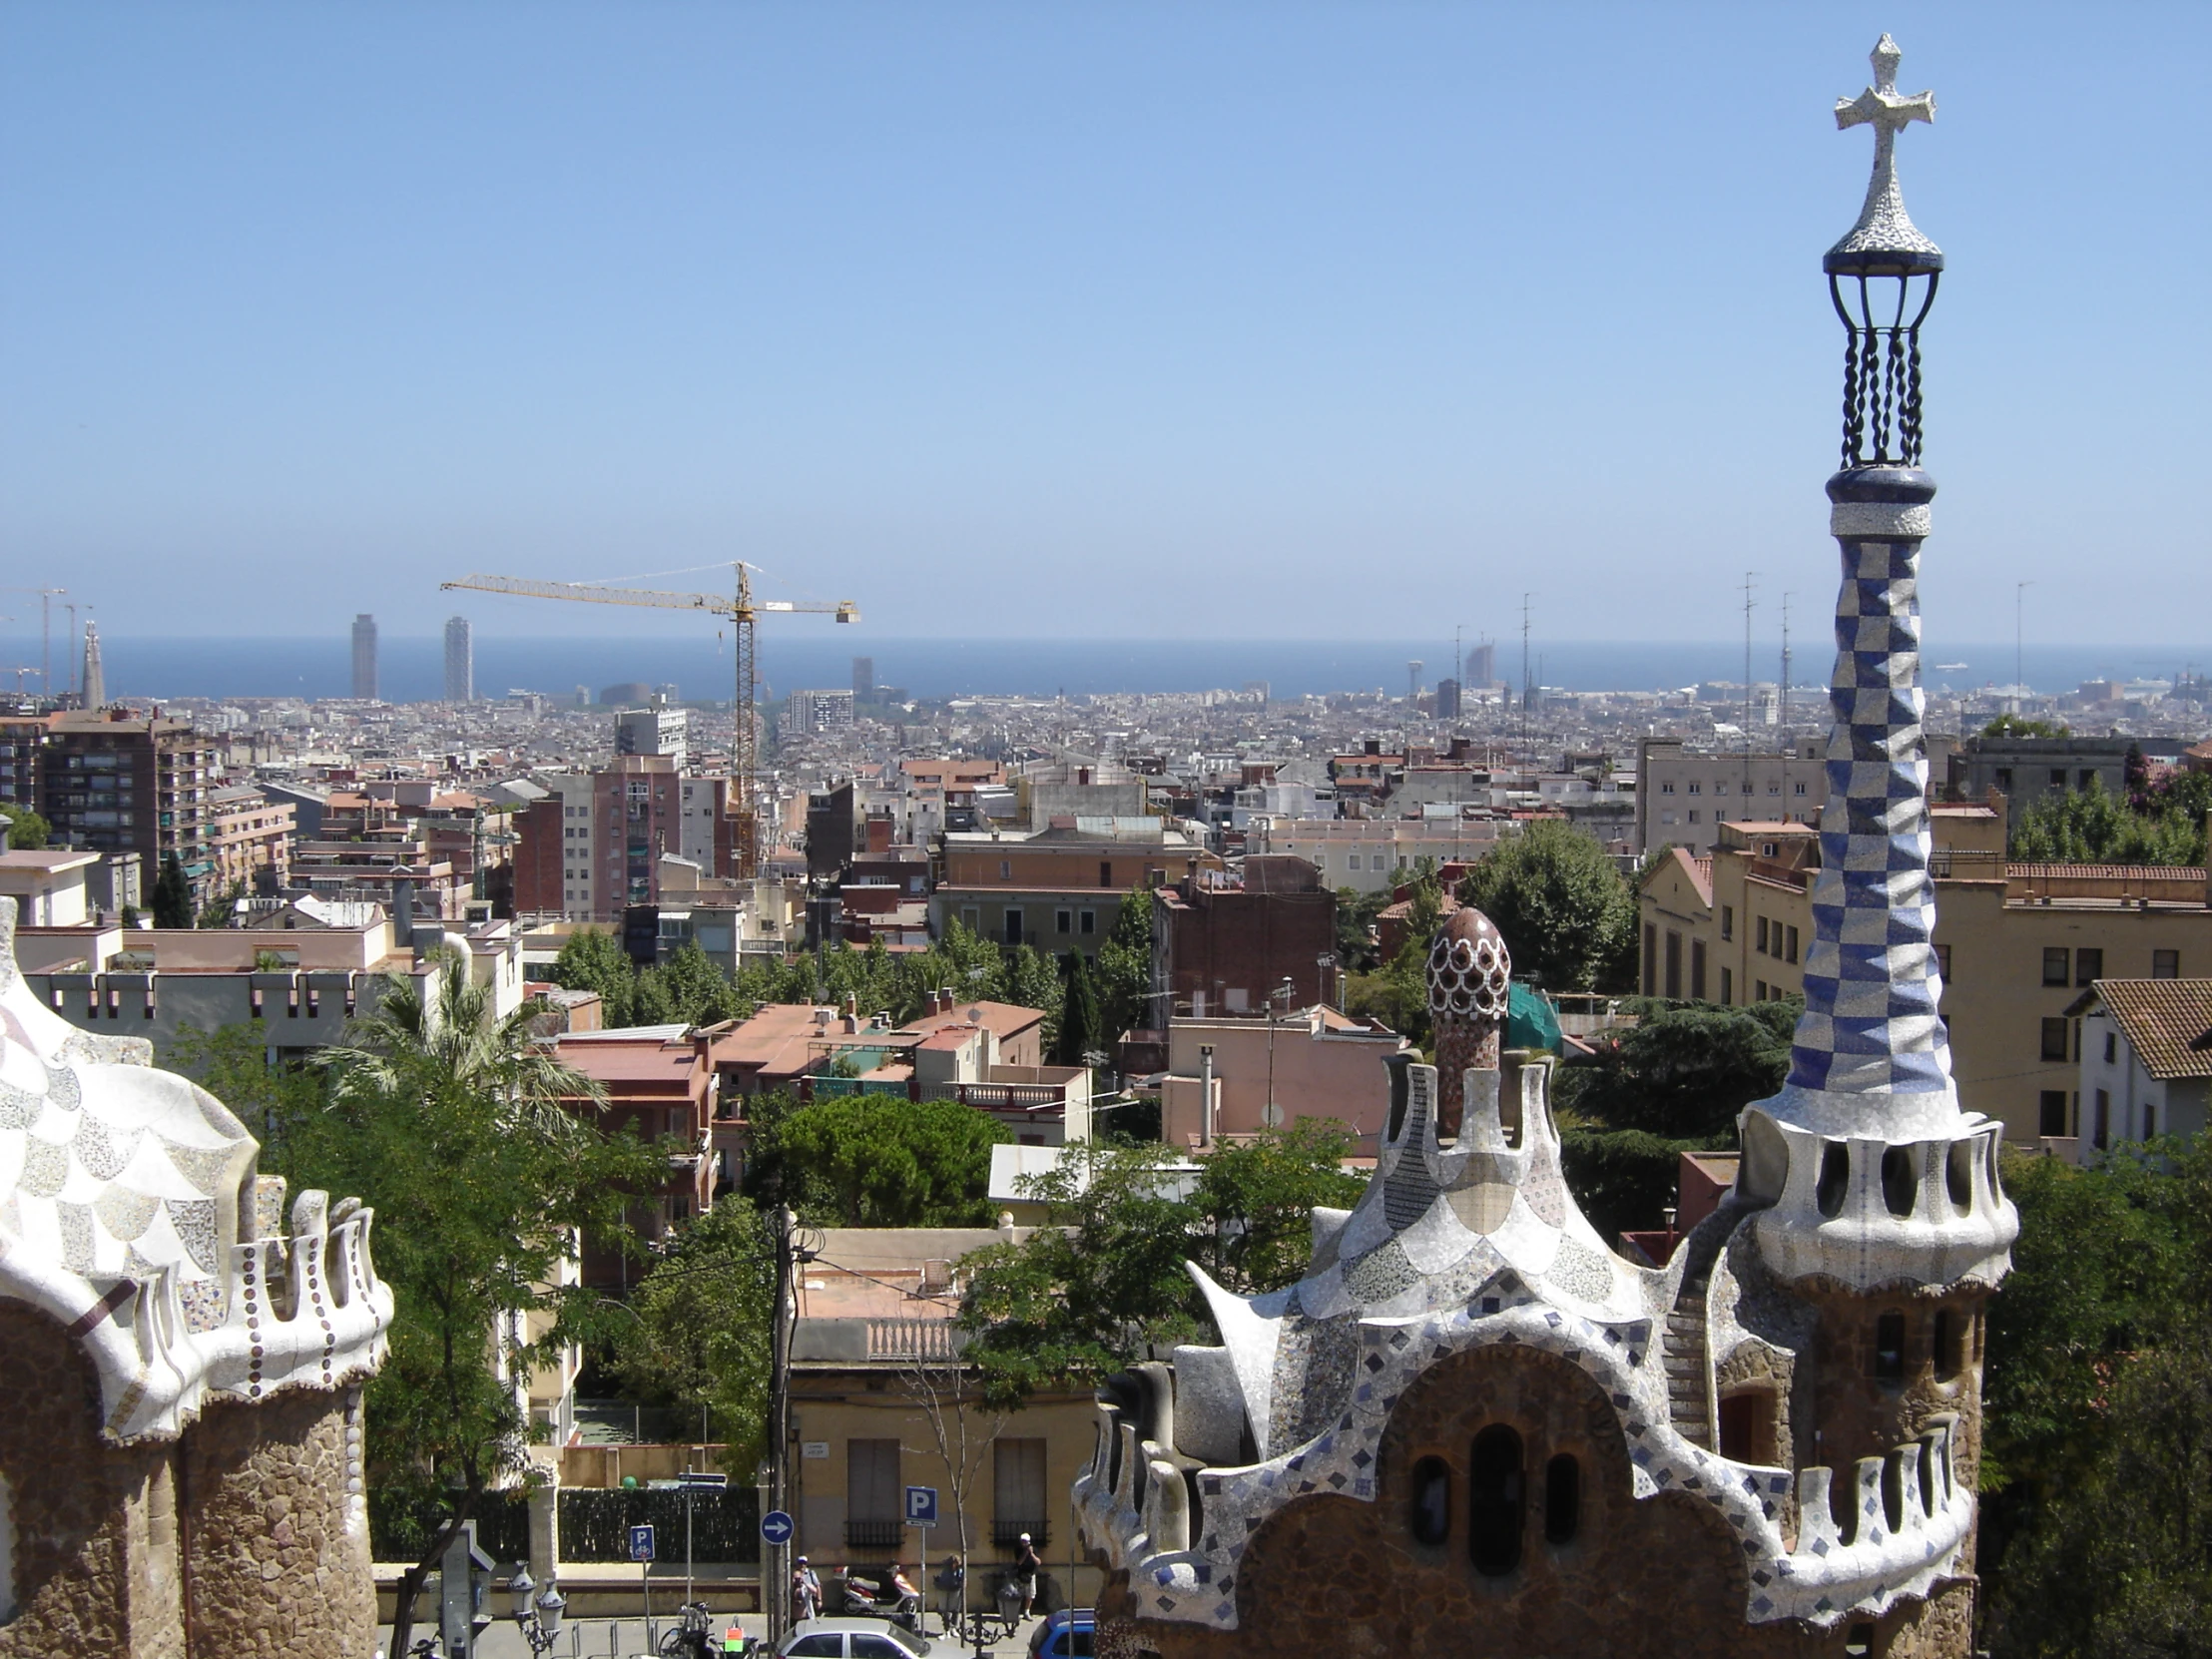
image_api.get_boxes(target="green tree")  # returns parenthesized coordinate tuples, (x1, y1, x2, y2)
(1333, 885, 1393, 974)
(151, 852, 193, 929)
(2011, 776, 2205, 866)
(1092, 889, 1156, 1038)
(959, 1132, 1371, 1405)
(0, 803, 50, 849)
(549, 925, 639, 1026)
(1345, 861, 1443, 1045)
(278, 951, 669, 1656)
(1557, 1000, 1797, 1142)
(1457, 821, 1637, 992)
(766, 1095, 1009, 1228)
(1056, 954, 1105, 1065)
(195, 878, 246, 929)
(610, 1198, 777, 1473)
(1980, 714, 2071, 739)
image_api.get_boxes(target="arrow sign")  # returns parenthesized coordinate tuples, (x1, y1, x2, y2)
(904, 1486, 938, 1526)
(761, 1509, 796, 1545)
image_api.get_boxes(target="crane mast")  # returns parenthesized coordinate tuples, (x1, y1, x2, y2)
(440, 564, 857, 879)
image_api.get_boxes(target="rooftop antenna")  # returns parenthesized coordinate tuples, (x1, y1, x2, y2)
(1519, 594, 1532, 749)
(1741, 571, 1758, 794)
(1780, 592, 1794, 813)
(2014, 580, 2033, 707)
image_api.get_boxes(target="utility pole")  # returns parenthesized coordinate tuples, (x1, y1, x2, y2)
(766, 1202, 796, 1647)
(1779, 593, 1794, 814)
(2015, 580, 2033, 708)
(1518, 594, 1532, 751)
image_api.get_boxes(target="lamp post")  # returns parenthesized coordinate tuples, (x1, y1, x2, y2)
(1263, 977, 1294, 1129)
(506, 1564, 566, 1658)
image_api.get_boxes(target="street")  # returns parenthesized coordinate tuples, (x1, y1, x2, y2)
(376, 1610, 1051, 1657)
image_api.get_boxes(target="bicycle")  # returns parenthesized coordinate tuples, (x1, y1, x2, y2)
(659, 1599, 720, 1658)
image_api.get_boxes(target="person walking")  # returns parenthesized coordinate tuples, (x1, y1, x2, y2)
(1013, 1532, 1042, 1620)
(793, 1556, 823, 1623)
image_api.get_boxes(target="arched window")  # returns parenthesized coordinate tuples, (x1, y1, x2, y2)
(1874, 1312, 1907, 1382)
(1543, 1454, 1580, 1545)
(1409, 1457, 1450, 1546)
(1467, 1425, 1524, 1576)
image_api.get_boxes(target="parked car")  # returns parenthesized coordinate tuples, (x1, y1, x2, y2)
(777, 1616, 933, 1659)
(1027, 1609, 1095, 1658)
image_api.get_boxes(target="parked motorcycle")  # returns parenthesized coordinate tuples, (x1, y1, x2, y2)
(835, 1566, 923, 1633)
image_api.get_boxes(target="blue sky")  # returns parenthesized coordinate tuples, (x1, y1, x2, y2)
(2, 3, 2206, 649)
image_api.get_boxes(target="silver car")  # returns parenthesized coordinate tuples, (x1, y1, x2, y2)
(775, 1616, 933, 1659)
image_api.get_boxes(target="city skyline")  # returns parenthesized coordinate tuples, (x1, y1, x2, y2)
(3, 5, 2207, 647)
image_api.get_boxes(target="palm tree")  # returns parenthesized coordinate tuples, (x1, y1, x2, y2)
(315, 947, 602, 1136)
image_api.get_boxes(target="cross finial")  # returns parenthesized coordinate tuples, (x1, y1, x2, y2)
(1826, 34, 1941, 273)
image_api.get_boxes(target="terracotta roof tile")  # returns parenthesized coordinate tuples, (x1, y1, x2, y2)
(2091, 979, 2212, 1081)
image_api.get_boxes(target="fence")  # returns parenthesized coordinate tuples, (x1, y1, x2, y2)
(369, 1485, 761, 1565)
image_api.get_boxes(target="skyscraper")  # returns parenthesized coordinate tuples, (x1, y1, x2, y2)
(852, 656, 875, 701)
(1464, 640, 1496, 687)
(443, 615, 473, 703)
(350, 614, 378, 701)
(81, 622, 104, 712)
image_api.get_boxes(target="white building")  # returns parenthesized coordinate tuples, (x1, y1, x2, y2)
(787, 688, 856, 735)
(1246, 815, 1509, 893)
(2071, 978, 2212, 1155)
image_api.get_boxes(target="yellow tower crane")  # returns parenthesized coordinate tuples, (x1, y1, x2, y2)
(440, 564, 858, 877)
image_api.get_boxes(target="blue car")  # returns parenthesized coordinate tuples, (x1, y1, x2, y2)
(1027, 1610, 1094, 1659)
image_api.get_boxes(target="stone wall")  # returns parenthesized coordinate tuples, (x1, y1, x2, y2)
(1092, 1343, 1976, 1658)
(0, 1303, 185, 1659)
(181, 1387, 376, 1658)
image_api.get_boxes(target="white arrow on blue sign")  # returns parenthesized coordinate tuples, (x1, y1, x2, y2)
(761, 1509, 796, 1545)
(904, 1486, 938, 1526)
(628, 1524, 655, 1563)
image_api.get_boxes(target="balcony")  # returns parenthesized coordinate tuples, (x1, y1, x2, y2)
(991, 1520, 1048, 1550)
(845, 1518, 903, 1550)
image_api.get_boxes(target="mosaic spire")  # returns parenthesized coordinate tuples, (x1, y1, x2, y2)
(1767, 37, 1957, 1142)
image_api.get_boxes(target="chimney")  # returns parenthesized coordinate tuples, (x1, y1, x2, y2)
(842, 993, 859, 1034)
(1199, 1044, 1216, 1149)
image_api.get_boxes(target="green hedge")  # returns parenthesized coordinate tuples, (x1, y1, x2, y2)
(369, 1485, 759, 1566)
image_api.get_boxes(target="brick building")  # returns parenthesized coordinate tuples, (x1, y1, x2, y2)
(1149, 854, 1336, 1023)
(931, 818, 1221, 953)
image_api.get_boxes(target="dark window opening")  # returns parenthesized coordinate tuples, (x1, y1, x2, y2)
(1881, 1146, 1917, 1217)
(1933, 1310, 1961, 1382)
(2075, 947, 2103, 986)
(2038, 1091, 2069, 1137)
(1845, 1622, 1876, 1657)
(2154, 949, 2180, 979)
(2104, 1031, 2117, 1064)
(1717, 1391, 1772, 1464)
(2094, 1088, 2111, 1150)
(1467, 1425, 1524, 1576)
(1874, 1312, 1907, 1383)
(2041, 946, 2070, 987)
(1946, 1141, 1974, 1210)
(2039, 1017, 2070, 1063)
(1816, 1141, 1852, 1219)
(1542, 1453, 1580, 1545)
(1409, 1456, 1450, 1546)
(1098, 860, 1113, 888)
(1881, 1449, 1906, 1534)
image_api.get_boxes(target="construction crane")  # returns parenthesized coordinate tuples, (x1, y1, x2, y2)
(440, 564, 858, 876)
(0, 588, 65, 697)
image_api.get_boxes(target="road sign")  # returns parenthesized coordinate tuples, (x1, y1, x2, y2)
(628, 1524, 656, 1563)
(761, 1509, 796, 1545)
(904, 1486, 939, 1526)
(679, 1471, 729, 1488)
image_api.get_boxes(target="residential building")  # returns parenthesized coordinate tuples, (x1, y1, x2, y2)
(206, 785, 296, 897)
(0, 712, 44, 810)
(1246, 815, 1505, 893)
(1434, 676, 1461, 719)
(350, 613, 377, 701)
(615, 703, 689, 768)
(513, 756, 688, 922)
(932, 818, 1221, 952)
(0, 847, 99, 926)
(851, 656, 874, 700)
(443, 614, 473, 702)
(1156, 1007, 1405, 1150)
(786, 1227, 1099, 1597)
(2071, 978, 2212, 1156)
(1638, 808, 2212, 1144)
(552, 1026, 720, 1284)
(1635, 736, 1827, 855)
(1950, 734, 2136, 834)
(787, 687, 855, 735)
(1150, 855, 1336, 1024)
(40, 712, 218, 901)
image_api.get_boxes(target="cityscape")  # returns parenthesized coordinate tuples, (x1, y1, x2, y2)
(2, 11, 2209, 1659)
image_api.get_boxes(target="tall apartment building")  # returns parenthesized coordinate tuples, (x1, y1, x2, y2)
(40, 714, 217, 899)
(443, 615, 473, 702)
(1635, 736, 1828, 855)
(350, 614, 378, 701)
(1464, 640, 1496, 686)
(615, 704, 689, 769)
(81, 623, 105, 711)
(0, 714, 45, 812)
(514, 756, 689, 921)
(787, 687, 855, 735)
(852, 656, 874, 700)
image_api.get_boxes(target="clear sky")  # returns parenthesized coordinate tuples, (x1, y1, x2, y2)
(2, 3, 2206, 648)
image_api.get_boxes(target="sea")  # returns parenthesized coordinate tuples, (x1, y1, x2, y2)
(9, 636, 2205, 707)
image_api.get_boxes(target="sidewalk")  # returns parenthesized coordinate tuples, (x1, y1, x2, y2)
(375, 1608, 1049, 1658)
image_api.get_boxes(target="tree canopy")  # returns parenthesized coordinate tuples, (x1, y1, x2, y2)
(1091, 888, 1156, 1039)
(1557, 999, 1796, 1142)
(1980, 715, 2071, 740)
(2011, 772, 2212, 866)
(151, 852, 192, 929)
(958, 1125, 1366, 1405)
(752, 1093, 1008, 1228)
(1456, 821, 1638, 993)
(0, 803, 50, 849)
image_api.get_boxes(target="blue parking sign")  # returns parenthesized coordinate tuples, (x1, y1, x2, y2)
(904, 1486, 938, 1526)
(628, 1523, 655, 1562)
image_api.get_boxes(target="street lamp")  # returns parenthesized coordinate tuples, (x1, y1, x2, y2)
(1263, 977, 1294, 1129)
(507, 1563, 566, 1657)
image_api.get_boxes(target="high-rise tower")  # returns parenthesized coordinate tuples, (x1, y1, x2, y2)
(350, 614, 378, 701)
(81, 622, 105, 711)
(443, 615, 473, 703)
